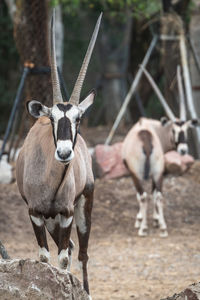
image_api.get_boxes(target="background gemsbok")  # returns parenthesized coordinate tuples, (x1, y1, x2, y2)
(122, 66, 199, 238)
(16, 10, 102, 297)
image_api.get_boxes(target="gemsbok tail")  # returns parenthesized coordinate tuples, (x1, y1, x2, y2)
(138, 130, 153, 180)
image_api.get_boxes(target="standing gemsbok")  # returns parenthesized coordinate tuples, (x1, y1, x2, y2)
(122, 66, 199, 237)
(16, 10, 102, 297)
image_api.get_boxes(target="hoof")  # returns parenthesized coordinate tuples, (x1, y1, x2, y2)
(138, 228, 148, 237)
(58, 249, 69, 269)
(60, 257, 68, 269)
(39, 255, 49, 263)
(160, 229, 168, 238)
(39, 247, 50, 263)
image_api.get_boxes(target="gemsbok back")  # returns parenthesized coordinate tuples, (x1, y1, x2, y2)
(16, 10, 102, 297)
(122, 66, 199, 237)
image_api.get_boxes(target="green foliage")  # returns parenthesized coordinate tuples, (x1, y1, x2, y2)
(51, 0, 161, 19)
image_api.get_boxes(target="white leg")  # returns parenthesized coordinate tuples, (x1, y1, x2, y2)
(137, 192, 148, 236)
(153, 190, 168, 237)
(135, 193, 143, 228)
(153, 193, 160, 228)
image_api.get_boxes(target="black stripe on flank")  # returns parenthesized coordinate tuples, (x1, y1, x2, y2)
(57, 103, 73, 112)
(57, 117, 72, 140)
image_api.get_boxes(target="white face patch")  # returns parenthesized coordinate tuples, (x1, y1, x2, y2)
(30, 215, 44, 227)
(60, 215, 73, 228)
(55, 140, 74, 163)
(177, 143, 188, 155)
(51, 104, 80, 163)
(74, 195, 87, 234)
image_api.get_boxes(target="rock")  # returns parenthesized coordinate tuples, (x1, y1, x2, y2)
(0, 259, 90, 300)
(161, 281, 200, 299)
(164, 151, 194, 175)
(93, 143, 129, 179)
(93, 145, 194, 179)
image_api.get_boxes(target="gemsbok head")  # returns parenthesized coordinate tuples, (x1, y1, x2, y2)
(142, 65, 199, 155)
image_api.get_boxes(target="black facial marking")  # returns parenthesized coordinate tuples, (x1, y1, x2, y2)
(57, 117, 72, 140)
(50, 119, 57, 147)
(57, 103, 73, 112)
(178, 130, 185, 144)
(175, 121, 185, 126)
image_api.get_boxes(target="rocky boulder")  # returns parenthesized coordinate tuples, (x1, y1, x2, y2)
(93, 142, 129, 179)
(164, 151, 194, 175)
(0, 259, 90, 300)
(161, 281, 200, 299)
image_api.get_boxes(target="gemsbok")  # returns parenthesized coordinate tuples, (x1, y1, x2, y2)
(16, 10, 102, 297)
(122, 66, 198, 237)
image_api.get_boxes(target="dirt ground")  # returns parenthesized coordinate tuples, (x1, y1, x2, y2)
(1, 128, 200, 300)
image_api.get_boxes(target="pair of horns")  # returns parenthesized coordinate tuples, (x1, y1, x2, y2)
(140, 65, 186, 121)
(51, 9, 102, 105)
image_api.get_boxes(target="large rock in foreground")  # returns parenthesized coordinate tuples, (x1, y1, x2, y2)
(161, 282, 200, 300)
(0, 259, 89, 300)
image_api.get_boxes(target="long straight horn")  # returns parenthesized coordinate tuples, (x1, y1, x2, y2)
(177, 65, 186, 121)
(51, 9, 63, 104)
(140, 65, 176, 121)
(69, 13, 102, 105)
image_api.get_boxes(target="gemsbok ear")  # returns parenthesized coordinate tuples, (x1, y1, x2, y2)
(78, 90, 96, 115)
(188, 119, 199, 128)
(160, 116, 171, 127)
(27, 100, 51, 119)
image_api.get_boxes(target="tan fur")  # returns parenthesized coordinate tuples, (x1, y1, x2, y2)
(16, 117, 94, 217)
(122, 118, 169, 181)
(122, 117, 175, 237)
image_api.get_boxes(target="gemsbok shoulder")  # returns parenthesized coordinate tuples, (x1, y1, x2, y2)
(16, 10, 102, 297)
(122, 66, 199, 237)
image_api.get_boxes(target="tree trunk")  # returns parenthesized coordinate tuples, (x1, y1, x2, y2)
(99, 13, 132, 125)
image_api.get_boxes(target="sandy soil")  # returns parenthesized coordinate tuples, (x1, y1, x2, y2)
(1, 129, 200, 300)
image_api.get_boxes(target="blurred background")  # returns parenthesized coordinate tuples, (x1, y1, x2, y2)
(0, 0, 200, 155)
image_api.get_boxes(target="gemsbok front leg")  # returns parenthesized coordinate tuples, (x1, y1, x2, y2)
(45, 215, 75, 271)
(29, 210, 50, 263)
(74, 191, 93, 296)
(152, 176, 168, 237)
(58, 213, 74, 269)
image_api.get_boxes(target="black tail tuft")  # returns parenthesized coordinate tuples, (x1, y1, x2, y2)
(144, 155, 150, 180)
(138, 130, 153, 181)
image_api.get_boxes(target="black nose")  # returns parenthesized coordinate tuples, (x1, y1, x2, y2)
(180, 149, 186, 155)
(57, 150, 72, 160)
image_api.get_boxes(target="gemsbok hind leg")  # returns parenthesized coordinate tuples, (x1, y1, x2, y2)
(29, 210, 50, 263)
(130, 173, 148, 236)
(152, 176, 168, 237)
(74, 190, 93, 296)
